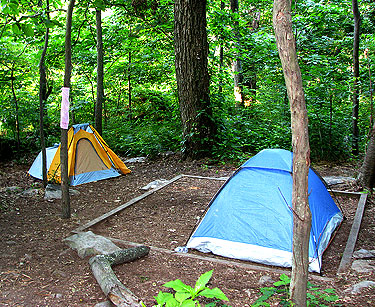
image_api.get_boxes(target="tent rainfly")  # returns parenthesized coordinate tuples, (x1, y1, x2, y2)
(28, 123, 130, 186)
(186, 149, 343, 273)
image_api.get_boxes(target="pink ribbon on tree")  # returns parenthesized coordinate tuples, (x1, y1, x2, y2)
(60, 87, 70, 129)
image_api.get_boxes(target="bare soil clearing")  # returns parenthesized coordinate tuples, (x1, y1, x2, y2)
(0, 155, 374, 306)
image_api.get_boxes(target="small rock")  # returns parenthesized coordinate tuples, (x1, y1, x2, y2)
(244, 289, 253, 297)
(44, 184, 80, 200)
(323, 176, 356, 186)
(54, 293, 63, 299)
(353, 248, 375, 259)
(259, 275, 274, 285)
(351, 260, 375, 273)
(346, 281, 375, 294)
(141, 179, 169, 190)
(19, 188, 39, 197)
(125, 157, 146, 163)
(161, 151, 175, 157)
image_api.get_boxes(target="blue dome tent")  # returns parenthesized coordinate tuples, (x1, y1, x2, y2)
(186, 149, 343, 273)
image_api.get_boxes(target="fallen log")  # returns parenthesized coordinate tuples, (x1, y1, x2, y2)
(89, 245, 150, 307)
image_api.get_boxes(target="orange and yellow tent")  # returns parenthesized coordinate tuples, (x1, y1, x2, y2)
(28, 123, 130, 186)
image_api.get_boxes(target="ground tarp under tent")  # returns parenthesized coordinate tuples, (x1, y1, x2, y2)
(186, 148, 343, 273)
(28, 123, 130, 186)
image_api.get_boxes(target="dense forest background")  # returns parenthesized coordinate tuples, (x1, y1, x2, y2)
(0, 0, 374, 163)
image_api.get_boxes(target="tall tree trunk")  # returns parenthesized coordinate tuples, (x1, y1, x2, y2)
(329, 93, 333, 156)
(39, 0, 50, 188)
(247, 11, 260, 105)
(365, 48, 373, 131)
(61, 0, 75, 219)
(273, 1, 311, 306)
(128, 51, 132, 120)
(174, 0, 216, 160)
(218, 1, 225, 94)
(358, 121, 375, 189)
(95, 8, 104, 135)
(230, 0, 244, 107)
(10, 66, 20, 150)
(352, 0, 360, 156)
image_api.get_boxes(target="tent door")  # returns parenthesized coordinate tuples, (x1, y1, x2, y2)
(74, 138, 109, 175)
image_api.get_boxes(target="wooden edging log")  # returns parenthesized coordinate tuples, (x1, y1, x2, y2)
(73, 175, 184, 233)
(89, 245, 150, 307)
(105, 236, 334, 283)
(337, 193, 368, 274)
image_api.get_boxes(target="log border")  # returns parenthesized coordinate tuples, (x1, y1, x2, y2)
(72, 174, 227, 233)
(337, 193, 368, 274)
(104, 236, 334, 283)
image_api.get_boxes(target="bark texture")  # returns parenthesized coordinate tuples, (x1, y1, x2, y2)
(174, 0, 216, 159)
(39, 0, 50, 188)
(230, 0, 244, 106)
(10, 67, 20, 150)
(89, 246, 150, 306)
(61, 0, 75, 219)
(352, 0, 360, 156)
(95, 9, 104, 135)
(273, 0, 311, 306)
(358, 122, 375, 189)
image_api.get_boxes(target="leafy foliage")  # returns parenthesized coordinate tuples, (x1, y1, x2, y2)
(252, 274, 340, 307)
(0, 0, 374, 162)
(141, 270, 230, 307)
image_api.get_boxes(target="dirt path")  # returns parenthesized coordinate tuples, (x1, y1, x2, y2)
(0, 156, 374, 306)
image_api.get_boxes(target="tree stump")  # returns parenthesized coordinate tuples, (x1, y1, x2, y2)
(89, 246, 150, 307)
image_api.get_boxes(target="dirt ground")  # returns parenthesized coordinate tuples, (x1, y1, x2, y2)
(0, 154, 374, 306)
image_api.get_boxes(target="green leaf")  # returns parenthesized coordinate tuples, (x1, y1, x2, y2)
(165, 296, 180, 307)
(163, 279, 193, 293)
(175, 291, 191, 302)
(154, 291, 174, 304)
(274, 274, 290, 287)
(199, 288, 229, 301)
(180, 300, 196, 307)
(50, 19, 64, 28)
(323, 294, 339, 302)
(194, 270, 213, 294)
(22, 24, 34, 37)
(12, 23, 21, 35)
(93, 0, 105, 10)
(254, 287, 277, 304)
(323, 288, 336, 294)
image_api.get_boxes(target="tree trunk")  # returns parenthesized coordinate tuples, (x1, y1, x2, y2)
(230, 0, 244, 107)
(365, 49, 373, 134)
(174, 0, 216, 160)
(95, 8, 104, 135)
(128, 51, 132, 120)
(218, 1, 225, 94)
(89, 246, 150, 306)
(352, 0, 360, 156)
(39, 0, 50, 188)
(358, 121, 375, 189)
(61, 0, 75, 219)
(273, 1, 311, 306)
(10, 66, 20, 151)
